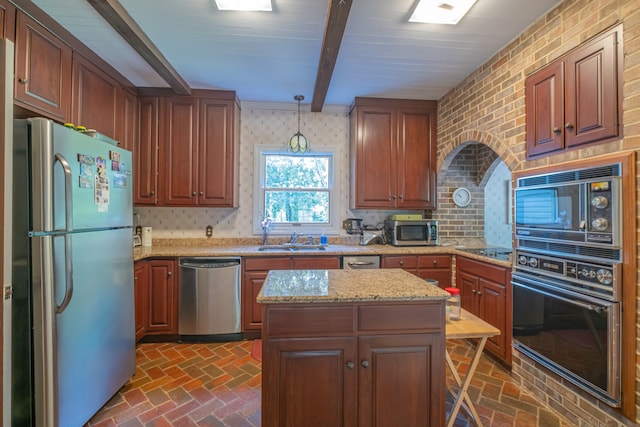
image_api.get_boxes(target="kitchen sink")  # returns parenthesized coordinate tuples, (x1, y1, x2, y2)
(257, 244, 326, 251)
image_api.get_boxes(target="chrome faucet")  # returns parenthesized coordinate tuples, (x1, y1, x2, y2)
(289, 232, 300, 244)
(261, 217, 272, 245)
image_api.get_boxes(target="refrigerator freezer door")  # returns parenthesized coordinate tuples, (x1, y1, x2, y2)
(26, 118, 133, 233)
(33, 227, 135, 426)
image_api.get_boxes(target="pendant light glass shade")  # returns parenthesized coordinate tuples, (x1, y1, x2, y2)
(288, 95, 309, 153)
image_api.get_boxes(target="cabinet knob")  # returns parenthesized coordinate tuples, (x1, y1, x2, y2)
(399, 260, 404, 265)
(18, 78, 28, 84)
(150, 191, 155, 195)
(361, 360, 369, 368)
(477, 291, 482, 296)
(346, 361, 355, 369)
(399, 195, 403, 200)
(192, 192, 196, 196)
(392, 195, 397, 200)
(167, 271, 172, 277)
(472, 289, 477, 294)
(564, 122, 574, 129)
(553, 127, 561, 134)
(134, 276, 138, 281)
(433, 260, 437, 265)
(199, 191, 204, 196)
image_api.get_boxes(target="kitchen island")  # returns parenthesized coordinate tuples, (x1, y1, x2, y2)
(257, 269, 450, 427)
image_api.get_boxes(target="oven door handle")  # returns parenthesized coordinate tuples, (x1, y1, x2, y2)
(512, 280, 605, 313)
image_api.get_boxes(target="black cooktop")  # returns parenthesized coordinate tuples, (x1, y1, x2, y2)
(459, 247, 512, 262)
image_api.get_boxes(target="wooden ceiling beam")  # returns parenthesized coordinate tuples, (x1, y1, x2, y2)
(87, 0, 191, 95)
(311, 0, 353, 112)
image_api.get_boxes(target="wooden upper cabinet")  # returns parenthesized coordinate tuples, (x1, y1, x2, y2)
(350, 97, 437, 210)
(162, 96, 198, 205)
(526, 24, 621, 158)
(198, 97, 239, 207)
(0, 0, 15, 41)
(14, 11, 71, 122)
(134, 96, 159, 205)
(71, 53, 119, 138)
(116, 87, 137, 151)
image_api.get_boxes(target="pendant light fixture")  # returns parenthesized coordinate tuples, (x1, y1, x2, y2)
(288, 95, 309, 153)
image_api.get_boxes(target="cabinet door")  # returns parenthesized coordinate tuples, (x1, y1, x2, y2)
(351, 105, 397, 208)
(457, 270, 478, 314)
(134, 97, 159, 205)
(71, 53, 119, 138)
(146, 259, 177, 334)
(358, 334, 445, 427)
(263, 337, 357, 427)
(525, 60, 565, 158)
(397, 108, 437, 209)
(14, 11, 71, 121)
(242, 271, 268, 332)
(133, 261, 149, 341)
(116, 87, 137, 151)
(162, 97, 198, 205)
(0, 0, 15, 41)
(198, 98, 236, 206)
(564, 28, 619, 148)
(478, 278, 507, 360)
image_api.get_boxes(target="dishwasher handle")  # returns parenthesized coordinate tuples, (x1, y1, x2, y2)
(179, 258, 241, 269)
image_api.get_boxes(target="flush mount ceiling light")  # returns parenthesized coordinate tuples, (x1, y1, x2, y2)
(214, 0, 272, 11)
(409, 0, 477, 25)
(288, 95, 309, 154)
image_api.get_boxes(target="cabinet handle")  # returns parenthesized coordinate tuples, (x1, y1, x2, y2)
(18, 78, 28, 84)
(361, 360, 369, 368)
(346, 361, 355, 369)
(399, 195, 403, 200)
(553, 127, 561, 134)
(392, 195, 397, 200)
(564, 122, 574, 129)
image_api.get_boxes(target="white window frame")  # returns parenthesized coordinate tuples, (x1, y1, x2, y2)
(253, 145, 340, 236)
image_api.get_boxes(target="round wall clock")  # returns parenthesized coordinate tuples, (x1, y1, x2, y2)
(452, 187, 471, 207)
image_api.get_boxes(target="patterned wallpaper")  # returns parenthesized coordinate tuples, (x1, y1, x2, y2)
(134, 101, 400, 239)
(483, 161, 512, 248)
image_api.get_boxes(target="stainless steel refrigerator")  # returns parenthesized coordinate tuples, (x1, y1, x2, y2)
(11, 118, 135, 426)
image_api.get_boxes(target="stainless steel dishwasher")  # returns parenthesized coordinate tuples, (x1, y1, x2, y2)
(178, 257, 242, 341)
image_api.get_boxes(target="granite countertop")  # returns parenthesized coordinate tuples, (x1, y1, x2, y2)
(256, 268, 450, 304)
(133, 241, 512, 267)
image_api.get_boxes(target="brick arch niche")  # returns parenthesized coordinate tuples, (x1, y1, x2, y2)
(433, 130, 514, 246)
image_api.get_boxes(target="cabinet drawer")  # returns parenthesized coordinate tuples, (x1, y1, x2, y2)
(292, 256, 341, 269)
(382, 255, 417, 269)
(457, 256, 507, 283)
(244, 256, 291, 271)
(358, 303, 443, 332)
(417, 255, 451, 269)
(264, 305, 355, 337)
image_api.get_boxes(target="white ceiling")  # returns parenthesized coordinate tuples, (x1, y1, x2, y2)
(31, 0, 561, 106)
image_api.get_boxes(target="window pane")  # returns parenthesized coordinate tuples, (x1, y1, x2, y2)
(265, 155, 329, 189)
(265, 190, 329, 223)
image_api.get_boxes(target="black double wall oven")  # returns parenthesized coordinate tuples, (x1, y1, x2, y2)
(512, 163, 622, 407)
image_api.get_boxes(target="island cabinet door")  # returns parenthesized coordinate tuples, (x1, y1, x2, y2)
(358, 334, 445, 427)
(262, 337, 357, 427)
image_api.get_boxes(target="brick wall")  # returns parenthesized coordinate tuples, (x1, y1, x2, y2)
(436, 0, 640, 424)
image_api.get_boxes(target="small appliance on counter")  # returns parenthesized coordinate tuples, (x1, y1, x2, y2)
(385, 219, 438, 246)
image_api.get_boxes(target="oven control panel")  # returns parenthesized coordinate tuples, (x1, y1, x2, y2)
(515, 250, 618, 289)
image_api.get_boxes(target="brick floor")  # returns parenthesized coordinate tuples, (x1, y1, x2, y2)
(87, 339, 570, 426)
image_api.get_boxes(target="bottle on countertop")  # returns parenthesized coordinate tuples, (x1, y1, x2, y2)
(320, 230, 328, 245)
(445, 287, 461, 321)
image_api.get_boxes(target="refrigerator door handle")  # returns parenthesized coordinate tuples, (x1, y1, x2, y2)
(54, 152, 74, 313)
(54, 152, 74, 232)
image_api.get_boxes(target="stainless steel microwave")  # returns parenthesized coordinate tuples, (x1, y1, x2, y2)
(384, 220, 438, 246)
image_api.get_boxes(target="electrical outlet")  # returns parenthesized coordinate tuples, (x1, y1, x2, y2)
(206, 225, 213, 237)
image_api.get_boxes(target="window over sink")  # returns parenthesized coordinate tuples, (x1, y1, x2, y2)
(253, 146, 340, 236)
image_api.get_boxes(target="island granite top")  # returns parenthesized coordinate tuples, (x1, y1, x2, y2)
(256, 268, 450, 304)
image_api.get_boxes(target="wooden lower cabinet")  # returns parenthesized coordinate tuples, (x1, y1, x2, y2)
(382, 254, 451, 288)
(456, 256, 512, 365)
(241, 256, 341, 334)
(134, 258, 178, 339)
(262, 301, 445, 426)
